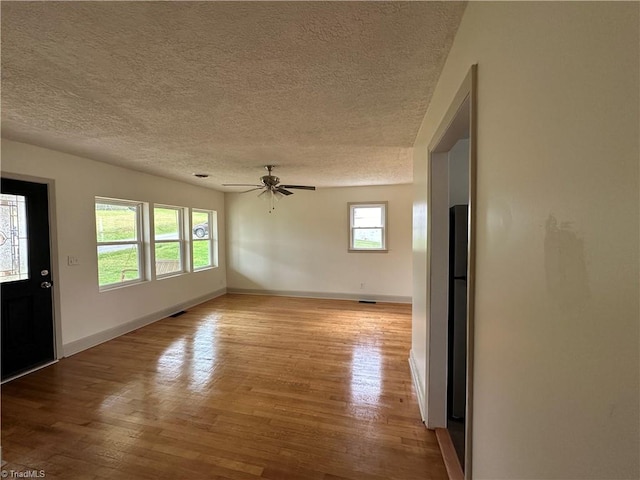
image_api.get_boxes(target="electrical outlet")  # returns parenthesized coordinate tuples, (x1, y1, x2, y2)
(67, 255, 80, 266)
(360, 282, 365, 289)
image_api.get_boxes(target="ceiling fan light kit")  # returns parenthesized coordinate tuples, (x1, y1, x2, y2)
(223, 165, 316, 213)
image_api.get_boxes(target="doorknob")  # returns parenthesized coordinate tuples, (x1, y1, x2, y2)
(41, 281, 52, 289)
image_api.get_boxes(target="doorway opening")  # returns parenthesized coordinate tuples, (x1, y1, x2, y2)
(427, 65, 476, 479)
(1, 177, 58, 381)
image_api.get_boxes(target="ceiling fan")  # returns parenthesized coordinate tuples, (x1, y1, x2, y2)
(223, 165, 315, 212)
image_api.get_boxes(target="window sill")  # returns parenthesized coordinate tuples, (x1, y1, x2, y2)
(348, 249, 388, 253)
(99, 278, 148, 292)
(193, 265, 217, 272)
(156, 271, 186, 280)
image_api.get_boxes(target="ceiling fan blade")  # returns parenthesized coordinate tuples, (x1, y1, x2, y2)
(280, 185, 316, 191)
(240, 187, 263, 194)
(276, 187, 293, 196)
(223, 183, 263, 187)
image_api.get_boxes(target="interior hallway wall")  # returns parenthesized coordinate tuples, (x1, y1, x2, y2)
(412, 2, 639, 478)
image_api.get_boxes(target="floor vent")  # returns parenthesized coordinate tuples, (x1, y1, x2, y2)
(358, 300, 377, 304)
(169, 310, 187, 318)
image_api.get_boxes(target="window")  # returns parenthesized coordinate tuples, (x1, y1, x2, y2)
(154, 205, 185, 277)
(95, 198, 145, 289)
(348, 202, 387, 252)
(0, 194, 29, 283)
(191, 209, 217, 270)
(96, 200, 218, 287)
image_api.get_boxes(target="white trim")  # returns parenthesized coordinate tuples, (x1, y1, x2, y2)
(426, 151, 450, 430)
(153, 203, 187, 277)
(348, 201, 388, 251)
(409, 349, 427, 423)
(227, 288, 411, 304)
(425, 65, 477, 479)
(191, 208, 215, 270)
(96, 197, 146, 289)
(62, 288, 227, 357)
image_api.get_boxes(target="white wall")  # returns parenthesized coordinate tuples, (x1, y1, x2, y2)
(1, 140, 227, 352)
(412, 163, 429, 415)
(449, 138, 469, 207)
(413, 2, 639, 479)
(226, 184, 412, 301)
(413, 139, 470, 424)
(425, 152, 450, 427)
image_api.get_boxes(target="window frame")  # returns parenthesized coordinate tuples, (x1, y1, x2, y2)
(348, 201, 388, 253)
(191, 208, 217, 271)
(153, 204, 188, 279)
(95, 197, 146, 290)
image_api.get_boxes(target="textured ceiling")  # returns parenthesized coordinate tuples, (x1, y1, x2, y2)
(1, 2, 466, 190)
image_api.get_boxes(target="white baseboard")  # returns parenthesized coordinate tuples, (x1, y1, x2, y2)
(226, 287, 411, 304)
(62, 288, 227, 357)
(409, 349, 427, 423)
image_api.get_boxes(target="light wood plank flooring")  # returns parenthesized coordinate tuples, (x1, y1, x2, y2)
(1, 294, 447, 479)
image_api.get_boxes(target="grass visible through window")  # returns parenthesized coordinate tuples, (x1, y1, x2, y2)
(97, 208, 212, 285)
(101, 244, 211, 284)
(353, 239, 382, 249)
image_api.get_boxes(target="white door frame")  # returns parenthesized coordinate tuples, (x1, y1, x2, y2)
(426, 64, 477, 478)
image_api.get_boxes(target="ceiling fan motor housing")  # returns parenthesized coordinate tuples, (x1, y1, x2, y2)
(222, 165, 314, 195)
(261, 175, 280, 188)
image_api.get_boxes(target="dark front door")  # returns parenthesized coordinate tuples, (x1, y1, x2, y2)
(1, 178, 55, 380)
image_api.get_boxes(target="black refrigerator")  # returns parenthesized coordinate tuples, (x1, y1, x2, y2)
(447, 204, 468, 467)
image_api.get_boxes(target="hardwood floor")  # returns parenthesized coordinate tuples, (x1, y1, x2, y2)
(1, 294, 447, 479)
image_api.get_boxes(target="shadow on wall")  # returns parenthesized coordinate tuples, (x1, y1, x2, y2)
(544, 215, 591, 311)
(226, 270, 265, 290)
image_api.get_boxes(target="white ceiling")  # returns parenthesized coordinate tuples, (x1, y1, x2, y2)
(1, 2, 466, 191)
